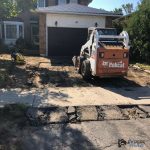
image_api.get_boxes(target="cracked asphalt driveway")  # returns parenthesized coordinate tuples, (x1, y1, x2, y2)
(0, 104, 149, 150)
(21, 119, 150, 150)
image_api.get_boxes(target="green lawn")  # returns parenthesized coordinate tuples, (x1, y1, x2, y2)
(134, 63, 150, 70)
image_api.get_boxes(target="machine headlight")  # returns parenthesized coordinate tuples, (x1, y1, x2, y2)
(99, 52, 104, 58)
(123, 52, 128, 58)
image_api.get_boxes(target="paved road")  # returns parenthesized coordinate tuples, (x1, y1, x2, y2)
(21, 119, 150, 150)
(0, 86, 150, 107)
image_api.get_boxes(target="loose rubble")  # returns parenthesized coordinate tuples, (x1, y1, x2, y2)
(26, 105, 150, 125)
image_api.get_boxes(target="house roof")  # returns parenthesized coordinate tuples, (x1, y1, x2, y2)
(36, 3, 122, 17)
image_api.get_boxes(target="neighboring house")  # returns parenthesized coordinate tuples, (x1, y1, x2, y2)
(36, 1, 122, 56)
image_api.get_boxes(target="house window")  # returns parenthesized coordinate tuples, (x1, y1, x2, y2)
(31, 24, 39, 46)
(6, 25, 17, 39)
(5, 22, 24, 39)
(58, 0, 67, 5)
(4, 21, 24, 40)
(19, 25, 23, 37)
(37, 0, 45, 8)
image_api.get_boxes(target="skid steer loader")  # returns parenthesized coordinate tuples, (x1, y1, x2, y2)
(73, 27, 130, 79)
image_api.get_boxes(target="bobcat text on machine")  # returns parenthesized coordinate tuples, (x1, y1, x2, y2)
(72, 27, 130, 79)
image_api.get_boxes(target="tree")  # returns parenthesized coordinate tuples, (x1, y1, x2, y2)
(0, 0, 18, 18)
(122, 3, 133, 14)
(113, 8, 123, 14)
(15, 0, 37, 12)
(0, 0, 37, 19)
(126, 0, 150, 63)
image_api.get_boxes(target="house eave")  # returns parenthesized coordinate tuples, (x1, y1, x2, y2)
(36, 10, 122, 17)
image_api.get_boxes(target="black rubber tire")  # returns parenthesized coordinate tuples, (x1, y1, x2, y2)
(78, 56, 85, 74)
(81, 60, 91, 79)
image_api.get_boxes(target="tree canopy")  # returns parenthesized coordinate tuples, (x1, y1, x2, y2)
(122, 3, 133, 15)
(113, 8, 123, 14)
(16, 0, 37, 12)
(0, 0, 37, 19)
(127, 0, 150, 63)
(0, 0, 18, 18)
(113, 0, 150, 63)
(113, 3, 133, 15)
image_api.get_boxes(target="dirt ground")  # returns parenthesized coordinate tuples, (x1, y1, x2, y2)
(0, 54, 150, 89)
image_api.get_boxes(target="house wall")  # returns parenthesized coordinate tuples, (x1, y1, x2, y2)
(46, 14, 106, 28)
(47, 0, 57, 6)
(19, 11, 32, 45)
(39, 14, 46, 55)
(19, 11, 39, 46)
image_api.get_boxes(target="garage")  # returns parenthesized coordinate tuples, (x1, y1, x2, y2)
(48, 27, 88, 56)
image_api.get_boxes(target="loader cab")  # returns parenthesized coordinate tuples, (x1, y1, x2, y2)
(97, 28, 117, 36)
(88, 27, 117, 36)
(87, 28, 119, 47)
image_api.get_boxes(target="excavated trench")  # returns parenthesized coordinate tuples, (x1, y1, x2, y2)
(26, 105, 150, 126)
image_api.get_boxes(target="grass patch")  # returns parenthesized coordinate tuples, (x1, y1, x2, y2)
(135, 63, 150, 70)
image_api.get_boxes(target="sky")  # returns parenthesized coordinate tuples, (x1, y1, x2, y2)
(89, 0, 140, 11)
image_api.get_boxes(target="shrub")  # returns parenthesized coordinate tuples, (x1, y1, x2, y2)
(16, 37, 26, 51)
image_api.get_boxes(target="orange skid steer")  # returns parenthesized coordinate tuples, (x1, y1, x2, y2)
(73, 27, 130, 79)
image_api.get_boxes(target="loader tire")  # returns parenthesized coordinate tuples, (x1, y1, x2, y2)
(81, 60, 91, 80)
(78, 56, 85, 74)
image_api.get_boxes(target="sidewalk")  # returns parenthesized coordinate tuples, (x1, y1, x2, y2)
(0, 86, 150, 107)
